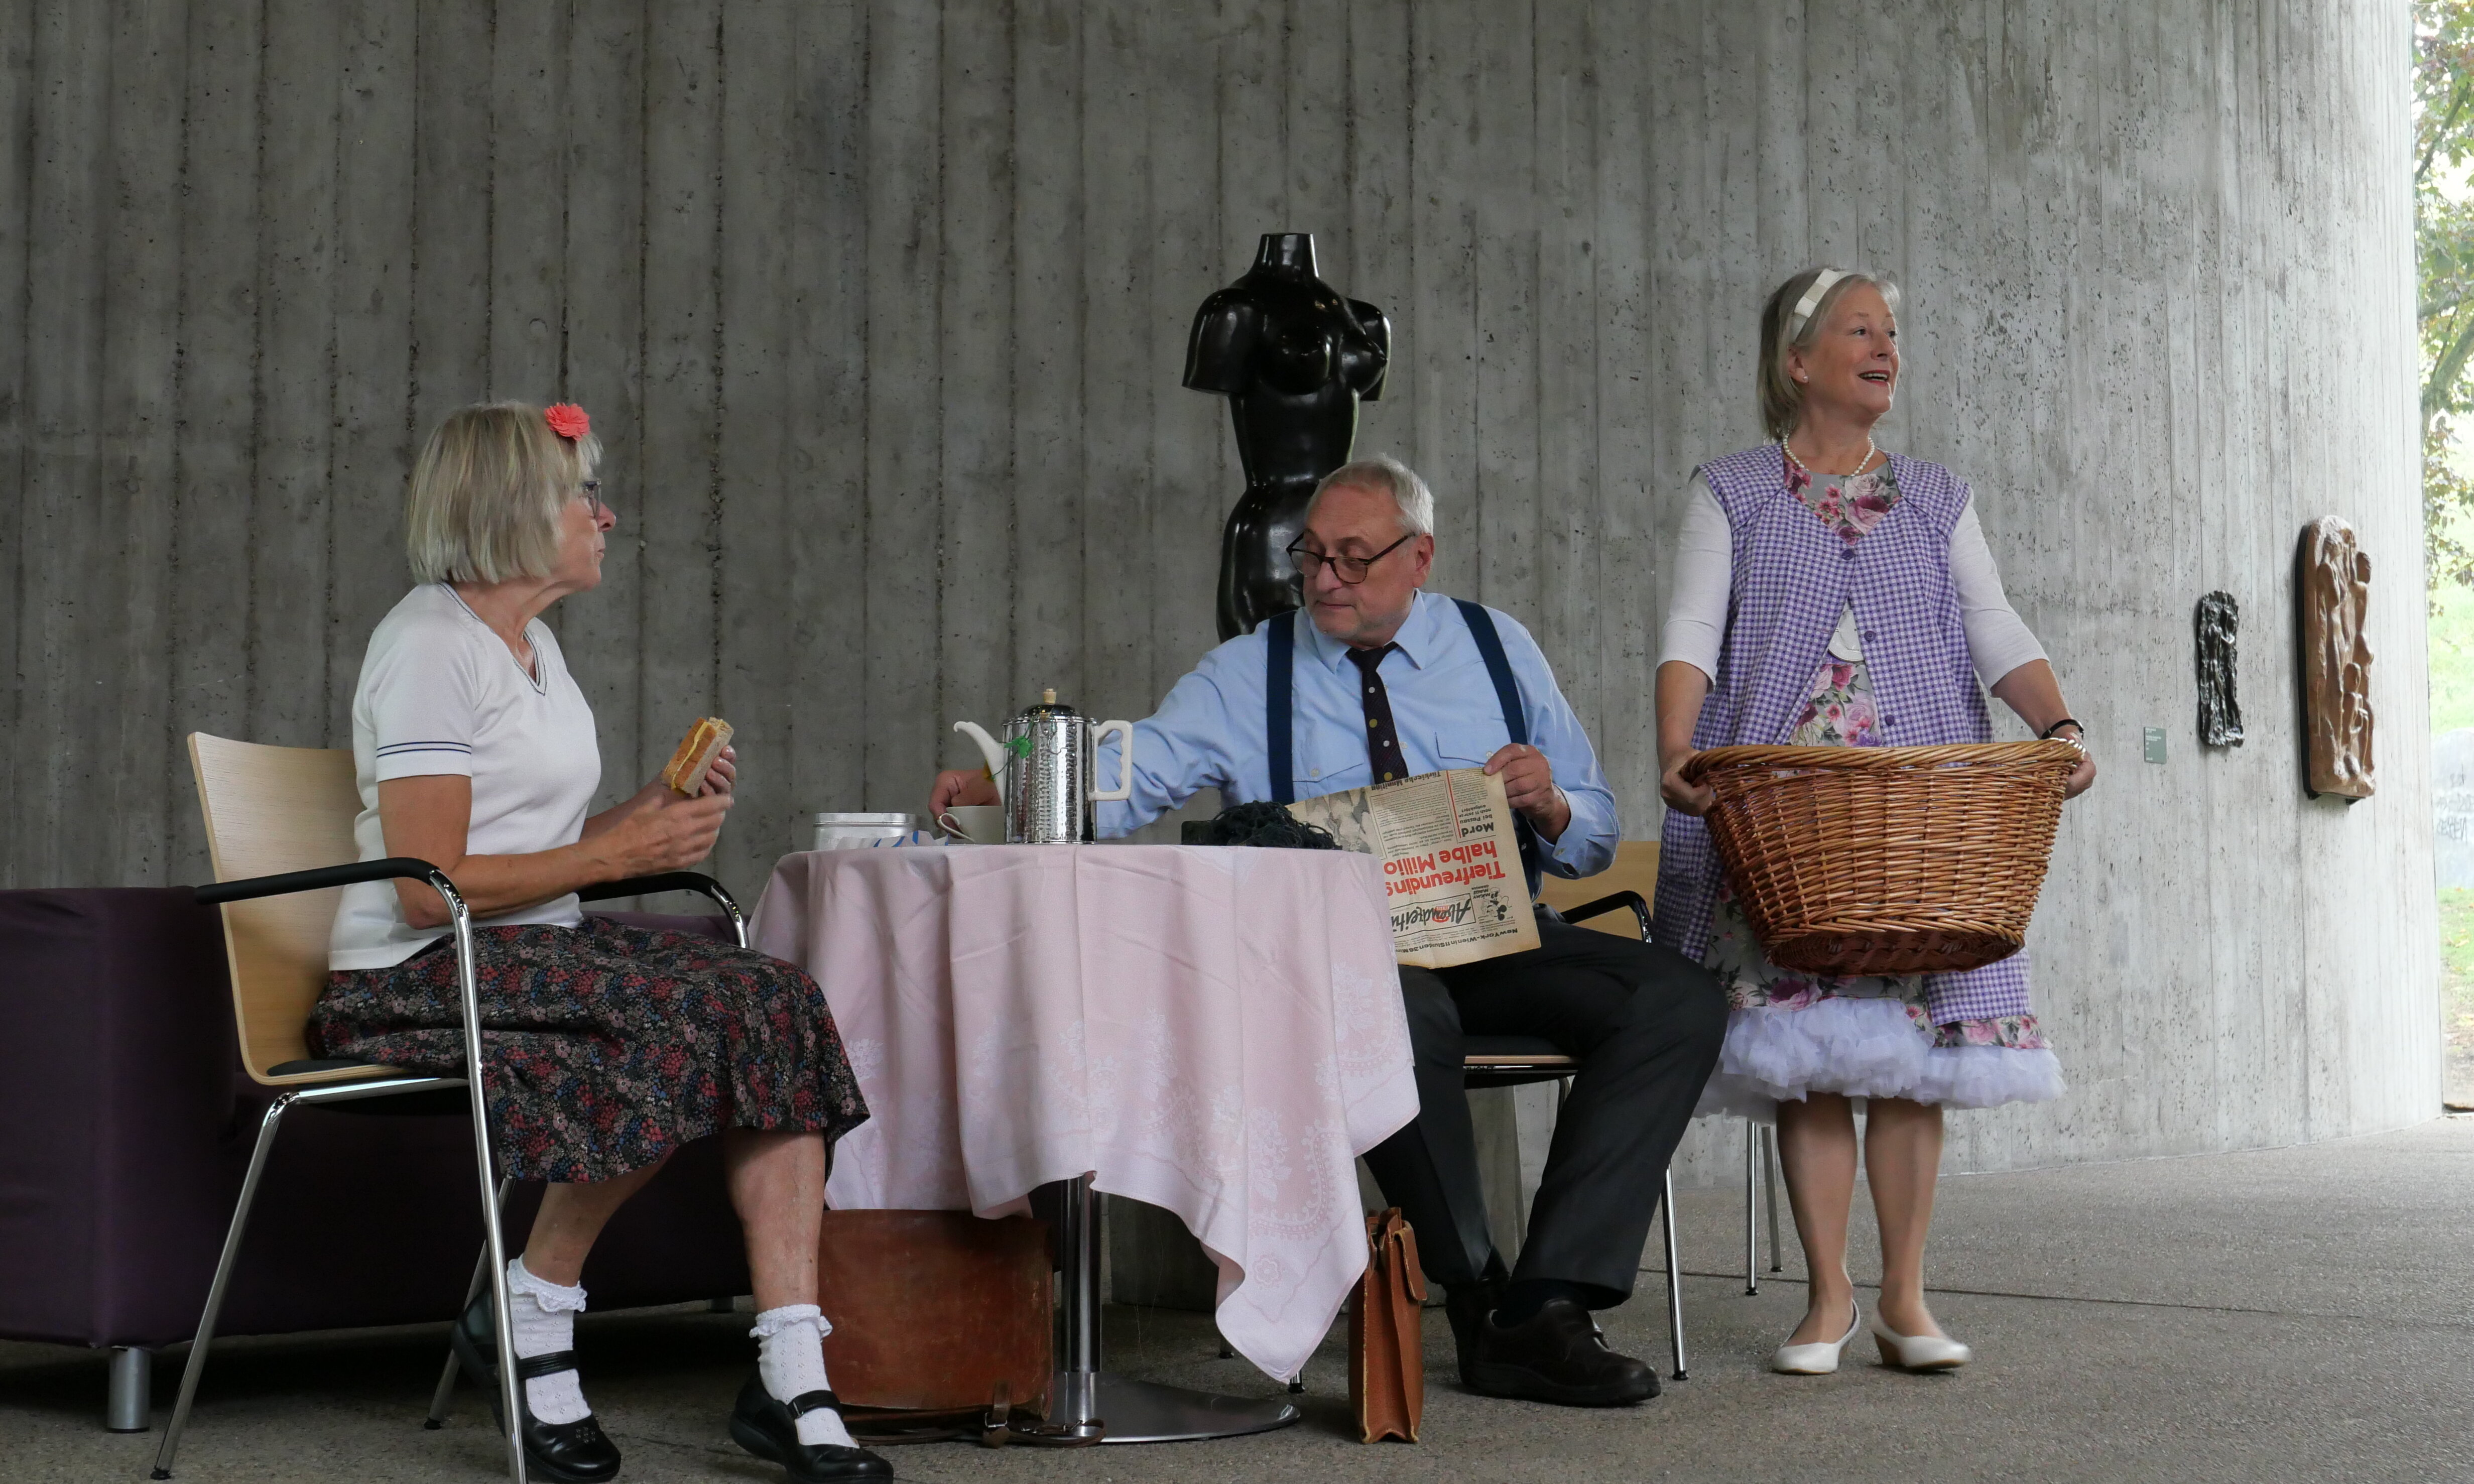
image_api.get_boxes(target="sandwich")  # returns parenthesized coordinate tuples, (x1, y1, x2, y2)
(662, 716, 734, 796)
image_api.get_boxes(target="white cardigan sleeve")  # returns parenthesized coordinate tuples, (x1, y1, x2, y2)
(1950, 500, 2046, 686)
(1656, 474, 2048, 688)
(1656, 475, 1732, 680)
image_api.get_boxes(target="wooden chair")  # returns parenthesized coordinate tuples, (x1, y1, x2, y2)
(1462, 842, 1688, 1379)
(155, 735, 743, 1483)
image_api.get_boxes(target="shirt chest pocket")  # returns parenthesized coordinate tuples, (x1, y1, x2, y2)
(1289, 731, 1369, 792)
(1434, 725, 1507, 771)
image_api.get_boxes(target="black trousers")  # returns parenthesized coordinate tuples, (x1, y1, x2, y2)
(1361, 911, 1727, 1306)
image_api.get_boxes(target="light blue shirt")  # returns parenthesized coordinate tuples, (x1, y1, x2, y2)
(1095, 590, 1620, 878)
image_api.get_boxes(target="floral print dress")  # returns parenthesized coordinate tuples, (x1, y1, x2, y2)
(1694, 457, 2063, 1119)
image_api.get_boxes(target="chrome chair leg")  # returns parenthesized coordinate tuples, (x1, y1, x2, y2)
(151, 1091, 301, 1478)
(1660, 1168, 1687, 1381)
(1743, 1124, 1761, 1295)
(447, 904, 527, 1483)
(1762, 1125, 1784, 1273)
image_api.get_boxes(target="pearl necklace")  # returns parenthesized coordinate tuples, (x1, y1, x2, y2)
(1781, 435, 1879, 481)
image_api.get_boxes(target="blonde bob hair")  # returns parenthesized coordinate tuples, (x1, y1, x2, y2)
(1757, 267, 1901, 440)
(405, 402, 601, 585)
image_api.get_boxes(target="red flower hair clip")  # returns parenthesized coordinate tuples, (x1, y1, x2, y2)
(545, 403, 591, 441)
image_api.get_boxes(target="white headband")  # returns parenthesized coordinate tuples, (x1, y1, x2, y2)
(1788, 269, 1847, 335)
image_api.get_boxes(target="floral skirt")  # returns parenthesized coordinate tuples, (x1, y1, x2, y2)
(311, 917, 869, 1184)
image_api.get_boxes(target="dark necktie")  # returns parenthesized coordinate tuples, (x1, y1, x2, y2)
(1348, 644, 1407, 783)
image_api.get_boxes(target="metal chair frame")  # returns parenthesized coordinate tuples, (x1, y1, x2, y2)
(1460, 888, 1689, 1381)
(151, 863, 744, 1484)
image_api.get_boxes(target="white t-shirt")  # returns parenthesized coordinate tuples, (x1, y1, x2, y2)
(329, 585, 603, 970)
(1658, 473, 2047, 686)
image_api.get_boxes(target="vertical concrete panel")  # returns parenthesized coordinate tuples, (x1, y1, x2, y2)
(557, 0, 650, 794)
(328, 1, 418, 748)
(163, 0, 263, 882)
(936, 0, 1015, 744)
(1011, 0, 1083, 710)
(638, 0, 722, 784)
(782, 0, 870, 824)
(716, 0, 800, 870)
(250, 0, 339, 752)
(861, 0, 940, 809)
(21, 0, 113, 886)
(411, 0, 490, 433)
(0, 0, 32, 883)
(96, 0, 187, 886)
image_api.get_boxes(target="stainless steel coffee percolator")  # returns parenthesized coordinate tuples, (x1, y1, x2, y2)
(953, 691, 1135, 843)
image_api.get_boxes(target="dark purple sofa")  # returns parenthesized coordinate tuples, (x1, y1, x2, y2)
(0, 888, 753, 1427)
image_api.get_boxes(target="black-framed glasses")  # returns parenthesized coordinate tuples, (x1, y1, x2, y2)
(1286, 531, 1415, 585)
(577, 480, 607, 521)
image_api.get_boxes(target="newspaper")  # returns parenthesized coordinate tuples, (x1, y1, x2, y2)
(1285, 768, 1541, 969)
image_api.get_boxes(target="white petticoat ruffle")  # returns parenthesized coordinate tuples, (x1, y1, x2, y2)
(1694, 996, 2065, 1124)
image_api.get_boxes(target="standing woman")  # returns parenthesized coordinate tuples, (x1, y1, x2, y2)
(1653, 269, 2096, 1376)
(316, 402, 887, 1482)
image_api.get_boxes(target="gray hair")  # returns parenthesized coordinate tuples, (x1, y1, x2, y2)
(1757, 267, 1902, 440)
(405, 401, 601, 585)
(1306, 455, 1435, 538)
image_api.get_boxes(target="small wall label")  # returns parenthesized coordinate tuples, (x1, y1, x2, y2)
(2143, 727, 2168, 764)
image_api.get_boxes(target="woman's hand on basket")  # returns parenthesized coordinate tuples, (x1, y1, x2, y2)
(1660, 750, 1714, 818)
(2057, 733, 2096, 800)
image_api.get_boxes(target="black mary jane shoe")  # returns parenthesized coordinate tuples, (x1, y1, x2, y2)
(449, 1289, 623, 1484)
(729, 1376, 893, 1482)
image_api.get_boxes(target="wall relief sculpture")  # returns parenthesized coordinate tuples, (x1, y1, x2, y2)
(1185, 232, 1391, 640)
(2298, 516, 2374, 799)
(2194, 590, 2244, 747)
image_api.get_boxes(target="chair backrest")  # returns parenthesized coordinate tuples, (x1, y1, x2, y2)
(1536, 839, 1661, 937)
(188, 732, 387, 1086)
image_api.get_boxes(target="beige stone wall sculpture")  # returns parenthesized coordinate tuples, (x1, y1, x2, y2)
(2300, 516, 2376, 800)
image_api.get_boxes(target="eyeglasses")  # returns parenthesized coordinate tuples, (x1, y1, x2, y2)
(576, 481, 607, 522)
(1286, 532, 1415, 585)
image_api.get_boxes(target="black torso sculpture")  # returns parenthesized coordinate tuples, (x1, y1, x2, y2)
(1185, 233, 1391, 639)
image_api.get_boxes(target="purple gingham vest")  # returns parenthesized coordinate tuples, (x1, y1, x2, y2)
(1654, 445, 2031, 1025)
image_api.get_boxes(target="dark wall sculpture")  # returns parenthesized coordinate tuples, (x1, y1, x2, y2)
(2195, 590, 2245, 747)
(1185, 233, 1391, 639)
(2298, 516, 2375, 800)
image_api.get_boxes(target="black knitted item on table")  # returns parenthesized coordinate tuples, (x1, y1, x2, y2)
(1180, 801, 1342, 850)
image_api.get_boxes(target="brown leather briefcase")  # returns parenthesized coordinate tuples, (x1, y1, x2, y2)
(1348, 1208, 1427, 1443)
(816, 1209, 1052, 1427)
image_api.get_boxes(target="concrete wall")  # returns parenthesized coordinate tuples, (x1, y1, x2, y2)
(0, 0, 2436, 1173)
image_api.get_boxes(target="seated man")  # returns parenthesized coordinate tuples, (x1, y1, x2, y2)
(933, 456, 1725, 1406)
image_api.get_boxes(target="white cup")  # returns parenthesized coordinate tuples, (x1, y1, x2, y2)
(936, 805, 1007, 843)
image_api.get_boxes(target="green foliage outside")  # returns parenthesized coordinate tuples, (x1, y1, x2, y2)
(2437, 890, 2474, 1102)
(2417, 4, 2474, 596)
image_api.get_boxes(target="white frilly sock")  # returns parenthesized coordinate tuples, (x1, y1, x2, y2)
(751, 1304, 854, 1448)
(505, 1258, 591, 1425)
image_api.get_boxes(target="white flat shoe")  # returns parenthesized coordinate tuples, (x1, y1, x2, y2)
(1770, 1302, 1862, 1375)
(1871, 1316, 1971, 1371)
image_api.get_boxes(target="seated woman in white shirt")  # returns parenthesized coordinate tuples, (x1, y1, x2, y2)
(313, 402, 886, 1484)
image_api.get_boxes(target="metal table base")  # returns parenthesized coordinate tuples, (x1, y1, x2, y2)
(1043, 1175, 1303, 1443)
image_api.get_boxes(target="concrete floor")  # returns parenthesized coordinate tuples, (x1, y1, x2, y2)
(7, 1118, 2471, 1484)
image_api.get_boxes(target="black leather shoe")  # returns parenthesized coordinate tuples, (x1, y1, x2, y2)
(729, 1376, 893, 1481)
(1461, 1297, 1659, 1406)
(449, 1289, 622, 1484)
(1443, 1276, 1506, 1366)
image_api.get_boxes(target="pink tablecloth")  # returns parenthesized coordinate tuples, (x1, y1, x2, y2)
(748, 844, 1417, 1382)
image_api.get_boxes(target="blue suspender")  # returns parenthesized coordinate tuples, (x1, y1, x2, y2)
(1452, 600, 1545, 897)
(1263, 600, 1544, 895)
(1267, 610, 1297, 806)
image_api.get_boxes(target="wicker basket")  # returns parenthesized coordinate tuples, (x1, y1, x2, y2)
(1679, 740, 2081, 976)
